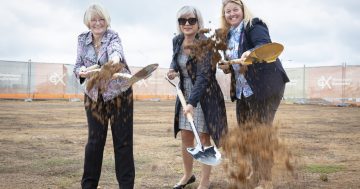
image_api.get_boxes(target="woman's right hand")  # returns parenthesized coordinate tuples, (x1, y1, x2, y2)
(167, 69, 178, 80)
(79, 71, 89, 78)
(79, 69, 100, 78)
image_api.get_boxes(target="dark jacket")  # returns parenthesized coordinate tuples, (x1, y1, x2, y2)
(170, 34, 228, 147)
(228, 18, 290, 101)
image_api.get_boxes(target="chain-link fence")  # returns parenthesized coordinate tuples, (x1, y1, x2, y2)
(1, 60, 359, 105)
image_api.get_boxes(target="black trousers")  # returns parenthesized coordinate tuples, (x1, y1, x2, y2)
(81, 92, 134, 189)
(235, 86, 285, 182)
(236, 85, 285, 126)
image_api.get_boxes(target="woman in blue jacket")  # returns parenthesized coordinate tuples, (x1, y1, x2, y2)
(218, 0, 290, 188)
(219, 0, 289, 126)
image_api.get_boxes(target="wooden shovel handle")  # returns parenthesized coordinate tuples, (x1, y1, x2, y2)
(176, 87, 194, 122)
(83, 64, 100, 72)
(220, 58, 253, 66)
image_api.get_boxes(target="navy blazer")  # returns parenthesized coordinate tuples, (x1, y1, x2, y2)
(170, 34, 228, 146)
(228, 18, 290, 101)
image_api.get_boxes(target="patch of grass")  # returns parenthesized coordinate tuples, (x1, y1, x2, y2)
(55, 176, 76, 189)
(44, 157, 75, 166)
(30, 157, 82, 177)
(0, 164, 23, 174)
(305, 164, 345, 174)
(166, 143, 179, 148)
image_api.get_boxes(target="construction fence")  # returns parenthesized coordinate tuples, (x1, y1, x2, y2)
(0, 60, 359, 105)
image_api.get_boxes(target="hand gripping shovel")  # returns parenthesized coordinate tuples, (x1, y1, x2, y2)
(165, 76, 221, 166)
(220, 42, 284, 65)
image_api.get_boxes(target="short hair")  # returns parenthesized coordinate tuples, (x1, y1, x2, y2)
(83, 4, 111, 29)
(220, 0, 254, 31)
(176, 6, 204, 34)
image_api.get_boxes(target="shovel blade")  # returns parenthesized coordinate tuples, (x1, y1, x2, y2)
(187, 146, 221, 166)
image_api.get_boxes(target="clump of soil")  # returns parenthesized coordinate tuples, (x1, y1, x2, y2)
(184, 28, 228, 69)
(320, 174, 328, 182)
(186, 28, 250, 74)
(86, 61, 124, 94)
(221, 122, 294, 188)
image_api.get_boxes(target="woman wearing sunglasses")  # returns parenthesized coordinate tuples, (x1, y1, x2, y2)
(218, 0, 289, 188)
(167, 6, 228, 189)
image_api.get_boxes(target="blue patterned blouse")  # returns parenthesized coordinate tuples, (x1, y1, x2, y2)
(226, 22, 254, 99)
(73, 29, 131, 102)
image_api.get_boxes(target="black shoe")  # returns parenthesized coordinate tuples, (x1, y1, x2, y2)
(173, 175, 196, 189)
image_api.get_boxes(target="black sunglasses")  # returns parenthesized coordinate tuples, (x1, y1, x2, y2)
(178, 18, 198, 25)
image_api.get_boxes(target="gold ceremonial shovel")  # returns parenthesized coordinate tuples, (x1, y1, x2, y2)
(84, 63, 158, 95)
(113, 63, 159, 91)
(221, 42, 284, 66)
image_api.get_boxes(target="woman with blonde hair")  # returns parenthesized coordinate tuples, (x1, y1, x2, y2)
(167, 5, 228, 189)
(74, 4, 135, 189)
(218, 0, 289, 188)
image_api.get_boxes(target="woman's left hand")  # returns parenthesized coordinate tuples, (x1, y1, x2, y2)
(183, 104, 194, 116)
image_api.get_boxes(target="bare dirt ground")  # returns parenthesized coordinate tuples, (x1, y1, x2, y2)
(0, 100, 359, 189)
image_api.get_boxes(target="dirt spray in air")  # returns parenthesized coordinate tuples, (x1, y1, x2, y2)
(85, 61, 126, 124)
(221, 121, 294, 189)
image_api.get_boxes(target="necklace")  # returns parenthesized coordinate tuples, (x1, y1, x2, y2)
(93, 41, 101, 55)
(94, 41, 101, 48)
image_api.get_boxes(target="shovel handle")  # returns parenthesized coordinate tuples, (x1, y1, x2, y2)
(222, 59, 242, 65)
(83, 64, 100, 72)
(176, 87, 193, 122)
(221, 58, 253, 66)
(176, 86, 202, 146)
(113, 73, 132, 79)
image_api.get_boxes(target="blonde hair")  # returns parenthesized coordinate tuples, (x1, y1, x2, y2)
(176, 6, 204, 34)
(83, 4, 111, 29)
(220, 0, 254, 31)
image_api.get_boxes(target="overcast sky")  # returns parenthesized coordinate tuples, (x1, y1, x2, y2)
(1, 0, 359, 68)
